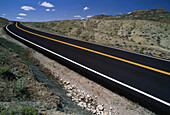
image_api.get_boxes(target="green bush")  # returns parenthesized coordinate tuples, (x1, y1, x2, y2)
(0, 106, 36, 115)
(15, 80, 27, 92)
(84, 37, 88, 41)
(139, 48, 144, 54)
(20, 106, 36, 115)
(0, 66, 10, 74)
(0, 52, 6, 58)
(115, 42, 120, 46)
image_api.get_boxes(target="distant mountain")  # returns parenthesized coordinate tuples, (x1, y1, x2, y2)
(90, 8, 170, 22)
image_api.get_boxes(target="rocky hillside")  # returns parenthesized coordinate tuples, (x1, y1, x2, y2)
(0, 17, 9, 28)
(91, 8, 170, 22)
(0, 17, 9, 22)
(23, 8, 170, 60)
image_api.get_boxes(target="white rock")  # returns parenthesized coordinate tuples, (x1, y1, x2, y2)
(63, 81, 67, 84)
(92, 110, 97, 114)
(87, 108, 91, 111)
(80, 96, 84, 100)
(87, 103, 91, 108)
(66, 81, 70, 85)
(85, 97, 88, 103)
(72, 85, 76, 89)
(75, 98, 79, 103)
(97, 105, 104, 111)
(89, 97, 93, 102)
(78, 102, 84, 108)
(78, 98, 81, 102)
(86, 94, 90, 98)
(83, 102, 87, 108)
(73, 92, 77, 96)
(66, 93, 72, 97)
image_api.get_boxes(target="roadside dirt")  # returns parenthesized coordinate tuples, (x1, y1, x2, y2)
(0, 28, 92, 114)
(2, 28, 155, 115)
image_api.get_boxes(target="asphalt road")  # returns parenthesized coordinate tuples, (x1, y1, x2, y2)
(5, 22, 170, 113)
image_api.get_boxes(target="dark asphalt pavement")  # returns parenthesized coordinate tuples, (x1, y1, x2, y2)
(5, 22, 170, 113)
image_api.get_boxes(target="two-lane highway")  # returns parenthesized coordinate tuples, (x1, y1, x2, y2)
(5, 22, 170, 113)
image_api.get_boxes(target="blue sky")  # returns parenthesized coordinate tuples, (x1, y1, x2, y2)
(0, 0, 170, 22)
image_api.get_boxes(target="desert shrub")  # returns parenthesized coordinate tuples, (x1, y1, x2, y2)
(0, 66, 10, 74)
(146, 38, 151, 40)
(115, 42, 120, 46)
(84, 37, 88, 41)
(15, 80, 27, 92)
(20, 106, 36, 115)
(0, 108, 18, 115)
(139, 48, 144, 54)
(102, 42, 107, 45)
(0, 106, 36, 115)
(159, 53, 163, 57)
(138, 42, 141, 45)
(0, 52, 6, 58)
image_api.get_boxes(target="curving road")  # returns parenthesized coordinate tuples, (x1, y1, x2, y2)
(5, 22, 170, 113)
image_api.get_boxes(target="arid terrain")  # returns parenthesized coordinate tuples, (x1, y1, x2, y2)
(0, 8, 170, 115)
(0, 17, 92, 115)
(23, 8, 170, 60)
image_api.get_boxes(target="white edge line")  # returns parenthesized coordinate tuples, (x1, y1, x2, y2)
(6, 24, 170, 107)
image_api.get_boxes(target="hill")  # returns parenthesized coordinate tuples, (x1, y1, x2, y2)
(23, 8, 170, 60)
(90, 8, 170, 22)
(0, 17, 9, 28)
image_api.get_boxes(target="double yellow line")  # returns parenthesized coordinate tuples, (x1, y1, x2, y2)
(15, 22, 170, 76)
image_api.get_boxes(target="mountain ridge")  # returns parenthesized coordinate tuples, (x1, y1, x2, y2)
(90, 8, 170, 22)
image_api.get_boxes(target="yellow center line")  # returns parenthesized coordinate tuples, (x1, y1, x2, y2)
(15, 22, 170, 76)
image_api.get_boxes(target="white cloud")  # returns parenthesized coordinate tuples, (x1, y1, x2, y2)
(2, 14, 6, 16)
(16, 17, 24, 20)
(74, 15, 81, 18)
(52, 9, 56, 11)
(21, 6, 35, 11)
(128, 12, 131, 14)
(84, 7, 89, 11)
(87, 15, 92, 18)
(18, 13, 27, 16)
(81, 18, 85, 20)
(46, 9, 50, 11)
(40, 2, 54, 7)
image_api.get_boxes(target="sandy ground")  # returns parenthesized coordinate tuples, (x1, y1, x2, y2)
(2, 30, 155, 115)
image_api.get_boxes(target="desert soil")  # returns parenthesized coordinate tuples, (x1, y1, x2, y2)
(2, 23, 155, 114)
(0, 23, 92, 114)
